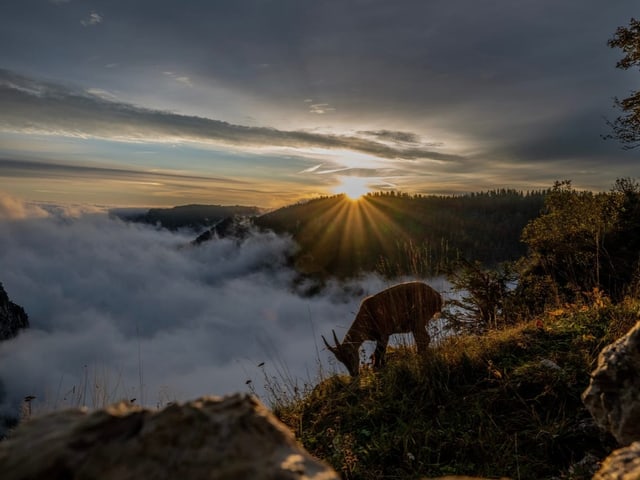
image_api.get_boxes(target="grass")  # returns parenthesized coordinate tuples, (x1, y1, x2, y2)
(19, 363, 163, 422)
(270, 297, 639, 479)
(9, 285, 639, 477)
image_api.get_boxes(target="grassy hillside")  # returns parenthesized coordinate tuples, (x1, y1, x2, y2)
(272, 298, 638, 479)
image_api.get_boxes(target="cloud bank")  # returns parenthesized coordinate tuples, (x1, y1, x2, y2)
(0, 199, 451, 419)
(0, 193, 49, 220)
(0, 69, 460, 163)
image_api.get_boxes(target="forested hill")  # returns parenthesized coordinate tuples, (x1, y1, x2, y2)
(116, 204, 261, 231)
(254, 190, 546, 278)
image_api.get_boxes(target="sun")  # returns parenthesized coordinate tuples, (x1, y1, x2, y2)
(334, 176, 370, 200)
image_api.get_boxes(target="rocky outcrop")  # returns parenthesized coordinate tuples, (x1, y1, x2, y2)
(0, 393, 339, 480)
(0, 282, 29, 341)
(583, 320, 640, 479)
(593, 441, 640, 480)
(582, 320, 640, 446)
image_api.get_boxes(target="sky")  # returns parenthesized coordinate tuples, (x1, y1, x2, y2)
(0, 0, 638, 208)
(0, 200, 451, 419)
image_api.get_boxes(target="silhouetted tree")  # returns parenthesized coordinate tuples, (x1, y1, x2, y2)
(605, 17, 640, 148)
(602, 177, 640, 295)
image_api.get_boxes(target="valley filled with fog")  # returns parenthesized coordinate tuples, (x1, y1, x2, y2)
(0, 204, 449, 417)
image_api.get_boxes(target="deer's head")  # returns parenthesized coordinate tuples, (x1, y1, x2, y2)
(322, 330, 359, 376)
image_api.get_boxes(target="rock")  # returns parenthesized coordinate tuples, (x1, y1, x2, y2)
(593, 441, 640, 480)
(582, 320, 640, 446)
(0, 282, 29, 341)
(0, 393, 339, 480)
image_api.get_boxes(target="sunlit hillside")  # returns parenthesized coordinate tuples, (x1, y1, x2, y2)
(255, 190, 546, 278)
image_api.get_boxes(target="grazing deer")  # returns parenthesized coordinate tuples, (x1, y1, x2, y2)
(322, 281, 443, 376)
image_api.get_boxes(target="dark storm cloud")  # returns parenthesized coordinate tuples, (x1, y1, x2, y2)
(122, 1, 632, 117)
(2, 1, 633, 128)
(0, 70, 460, 162)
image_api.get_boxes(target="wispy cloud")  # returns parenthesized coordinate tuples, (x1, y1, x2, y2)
(86, 88, 119, 102)
(298, 164, 323, 174)
(80, 12, 103, 27)
(0, 70, 463, 163)
(357, 130, 445, 148)
(0, 158, 246, 185)
(309, 103, 335, 115)
(163, 71, 194, 87)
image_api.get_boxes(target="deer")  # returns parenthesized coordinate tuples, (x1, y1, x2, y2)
(322, 281, 443, 376)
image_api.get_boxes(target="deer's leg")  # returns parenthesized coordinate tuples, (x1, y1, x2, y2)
(373, 336, 389, 369)
(413, 327, 431, 356)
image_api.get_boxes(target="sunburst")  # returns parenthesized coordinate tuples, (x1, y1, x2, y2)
(289, 192, 415, 277)
(334, 176, 371, 200)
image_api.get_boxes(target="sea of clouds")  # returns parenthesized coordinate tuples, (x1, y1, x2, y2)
(0, 194, 450, 418)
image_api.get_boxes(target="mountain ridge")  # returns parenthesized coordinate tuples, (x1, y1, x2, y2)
(119, 190, 547, 278)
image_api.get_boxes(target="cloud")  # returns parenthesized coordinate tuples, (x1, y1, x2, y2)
(358, 130, 444, 147)
(309, 103, 335, 115)
(359, 130, 421, 144)
(85, 88, 120, 102)
(163, 71, 194, 87)
(0, 69, 463, 163)
(298, 164, 323, 174)
(0, 206, 454, 421)
(80, 12, 103, 27)
(0, 158, 245, 186)
(0, 192, 48, 220)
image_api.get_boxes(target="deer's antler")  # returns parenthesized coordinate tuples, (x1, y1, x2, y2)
(321, 329, 341, 354)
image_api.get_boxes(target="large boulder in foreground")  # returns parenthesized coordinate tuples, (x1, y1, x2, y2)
(593, 441, 640, 480)
(582, 320, 640, 446)
(0, 393, 338, 480)
(0, 282, 29, 341)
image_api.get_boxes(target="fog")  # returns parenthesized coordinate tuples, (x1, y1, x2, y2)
(0, 201, 450, 417)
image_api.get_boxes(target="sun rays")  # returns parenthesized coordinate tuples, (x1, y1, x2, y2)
(287, 193, 416, 277)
